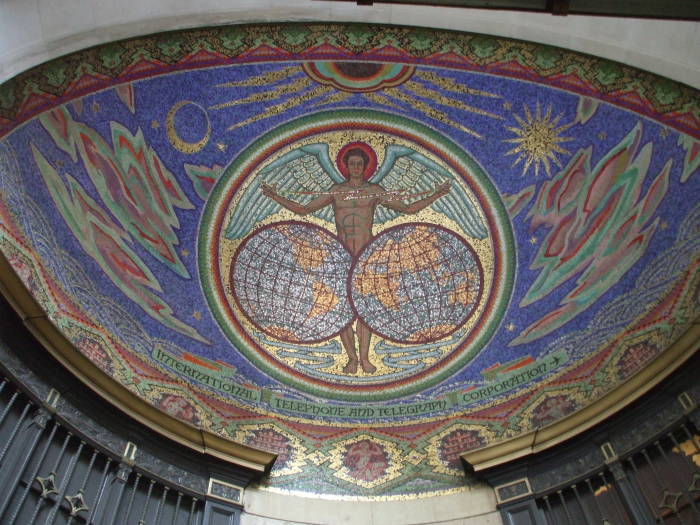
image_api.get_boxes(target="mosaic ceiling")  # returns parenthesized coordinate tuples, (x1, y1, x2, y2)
(0, 23, 699, 499)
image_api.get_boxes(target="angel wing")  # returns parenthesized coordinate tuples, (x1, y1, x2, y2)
(225, 143, 343, 239)
(369, 145, 487, 239)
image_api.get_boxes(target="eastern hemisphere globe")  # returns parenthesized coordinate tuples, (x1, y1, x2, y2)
(349, 223, 483, 344)
(230, 221, 354, 343)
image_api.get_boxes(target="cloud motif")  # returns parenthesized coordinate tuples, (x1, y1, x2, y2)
(678, 133, 700, 183)
(511, 122, 671, 345)
(39, 106, 193, 278)
(184, 163, 222, 200)
(34, 104, 206, 342)
(31, 145, 207, 342)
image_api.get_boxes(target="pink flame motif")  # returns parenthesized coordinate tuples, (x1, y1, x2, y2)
(116, 84, 136, 114)
(34, 105, 206, 342)
(511, 122, 671, 346)
(678, 133, 700, 183)
(40, 106, 193, 278)
(184, 163, 222, 201)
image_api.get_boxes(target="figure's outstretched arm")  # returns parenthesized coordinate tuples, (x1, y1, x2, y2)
(261, 183, 333, 215)
(380, 182, 450, 214)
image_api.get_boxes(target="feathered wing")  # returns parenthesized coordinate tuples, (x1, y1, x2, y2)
(225, 143, 342, 239)
(369, 145, 487, 239)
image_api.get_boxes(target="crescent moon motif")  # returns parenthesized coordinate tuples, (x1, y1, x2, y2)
(166, 100, 211, 154)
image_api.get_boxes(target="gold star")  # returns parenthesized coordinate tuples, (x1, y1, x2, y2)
(506, 323, 516, 332)
(660, 128, 669, 138)
(217, 143, 227, 152)
(55, 159, 64, 167)
(503, 101, 512, 110)
(192, 311, 202, 320)
(91, 102, 100, 113)
(529, 236, 538, 244)
(181, 248, 189, 257)
(151, 120, 160, 129)
(660, 221, 669, 230)
(598, 131, 607, 140)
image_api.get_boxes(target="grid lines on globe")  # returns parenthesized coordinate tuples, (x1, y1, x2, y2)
(230, 222, 354, 343)
(350, 224, 483, 344)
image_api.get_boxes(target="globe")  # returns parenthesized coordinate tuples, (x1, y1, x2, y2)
(230, 221, 354, 343)
(349, 223, 482, 344)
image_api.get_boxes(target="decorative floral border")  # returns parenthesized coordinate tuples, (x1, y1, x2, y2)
(1, 23, 699, 138)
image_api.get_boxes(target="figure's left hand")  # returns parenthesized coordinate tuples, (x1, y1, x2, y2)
(435, 181, 451, 197)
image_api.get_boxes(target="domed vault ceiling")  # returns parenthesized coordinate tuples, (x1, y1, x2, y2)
(1, 23, 699, 499)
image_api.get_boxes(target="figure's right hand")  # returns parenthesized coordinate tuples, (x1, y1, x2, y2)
(261, 183, 277, 198)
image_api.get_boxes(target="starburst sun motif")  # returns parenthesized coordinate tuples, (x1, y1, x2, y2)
(505, 103, 573, 177)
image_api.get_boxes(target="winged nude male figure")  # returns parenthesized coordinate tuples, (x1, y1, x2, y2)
(226, 140, 486, 375)
(262, 145, 449, 374)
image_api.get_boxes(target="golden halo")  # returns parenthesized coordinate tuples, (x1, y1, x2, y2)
(166, 100, 211, 154)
